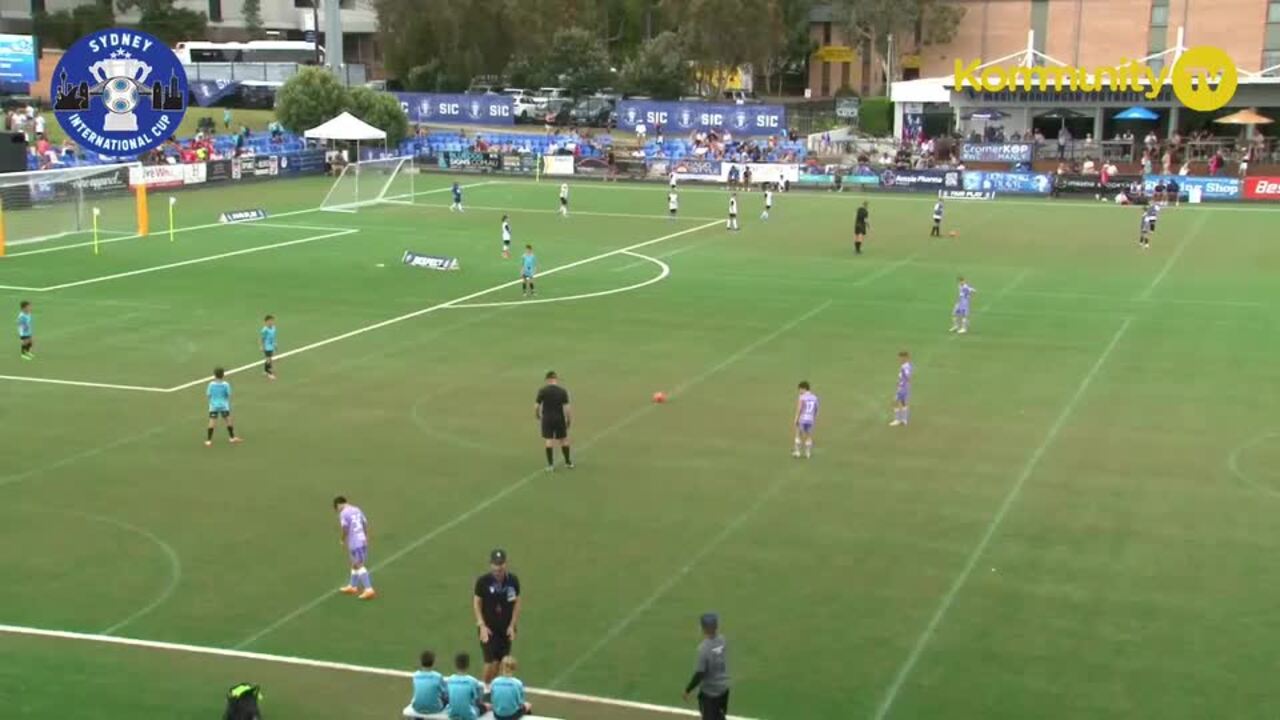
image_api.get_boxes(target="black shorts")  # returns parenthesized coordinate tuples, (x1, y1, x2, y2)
(560, 197, 568, 206)
(541, 417, 568, 440)
(697, 690, 730, 720)
(19, 335, 31, 342)
(481, 627, 512, 663)
(263, 350, 274, 358)
(209, 410, 230, 419)
(854, 224, 867, 236)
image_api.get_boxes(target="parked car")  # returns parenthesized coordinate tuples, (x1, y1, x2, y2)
(533, 86, 569, 111)
(721, 89, 760, 104)
(569, 97, 616, 128)
(503, 88, 540, 122)
(465, 83, 499, 95)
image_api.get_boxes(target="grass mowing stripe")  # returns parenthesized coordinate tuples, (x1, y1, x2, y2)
(421, 202, 721, 223)
(0, 624, 763, 719)
(873, 316, 1134, 720)
(450, 250, 669, 309)
(234, 299, 831, 651)
(1136, 211, 1210, 301)
(166, 220, 722, 393)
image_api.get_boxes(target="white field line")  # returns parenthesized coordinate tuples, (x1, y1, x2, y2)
(873, 316, 1134, 720)
(423, 202, 720, 223)
(234, 298, 826, 651)
(1137, 210, 1210, 301)
(6, 228, 133, 248)
(611, 237, 720, 273)
(451, 250, 669, 309)
(1, 182, 496, 258)
(0, 624, 761, 720)
(0, 374, 168, 393)
(29, 229, 359, 292)
(165, 220, 721, 393)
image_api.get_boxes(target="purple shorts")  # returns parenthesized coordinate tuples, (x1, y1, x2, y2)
(348, 545, 368, 566)
(797, 421, 814, 434)
(953, 304, 968, 317)
(896, 389, 910, 404)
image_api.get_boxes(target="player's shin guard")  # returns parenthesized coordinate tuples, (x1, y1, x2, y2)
(545, 447, 554, 466)
(227, 425, 236, 438)
(854, 241, 862, 254)
(207, 427, 214, 441)
(562, 446, 571, 464)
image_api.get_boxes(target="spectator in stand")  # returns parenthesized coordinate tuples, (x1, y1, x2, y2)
(1178, 159, 1191, 176)
(1057, 126, 1070, 159)
(1141, 151, 1153, 175)
(1239, 151, 1249, 177)
(223, 107, 233, 130)
(60, 138, 77, 160)
(1161, 149, 1173, 175)
(1081, 156, 1096, 174)
(33, 112, 45, 138)
(1208, 150, 1223, 176)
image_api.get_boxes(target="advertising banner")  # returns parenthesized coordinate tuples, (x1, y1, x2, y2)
(878, 169, 961, 191)
(541, 155, 575, 176)
(403, 251, 461, 271)
(206, 159, 233, 183)
(722, 163, 799, 185)
(232, 155, 279, 180)
(959, 142, 1034, 163)
(396, 93, 515, 125)
(278, 149, 326, 175)
(616, 101, 786, 136)
(437, 151, 502, 171)
(0, 34, 37, 83)
(670, 158, 722, 182)
(939, 190, 995, 200)
(963, 171, 1052, 195)
(1243, 176, 1280, 201)
(129, 163, 206, 189)
(1142, 175, 1239, 200)
(1054, 173, 1143, 194)
(501, 154, 538, 174)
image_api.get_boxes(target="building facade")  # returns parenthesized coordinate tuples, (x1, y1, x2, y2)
(809, 0, 1280, 99)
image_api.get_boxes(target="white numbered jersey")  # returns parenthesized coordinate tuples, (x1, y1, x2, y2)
(560, 184, 569, 199)
(729, 198, 738, 215)
(502, 221, 512, 241)
(668, 193, 679, 209)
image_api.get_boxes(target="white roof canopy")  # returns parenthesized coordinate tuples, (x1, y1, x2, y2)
(304, 112, 387, 141)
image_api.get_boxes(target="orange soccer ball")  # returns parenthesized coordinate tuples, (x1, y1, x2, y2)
(652, 391, 668, 404)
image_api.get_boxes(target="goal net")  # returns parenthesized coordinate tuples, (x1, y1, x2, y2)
(319, 156, 417, 212)
(0, 163, 140, 251)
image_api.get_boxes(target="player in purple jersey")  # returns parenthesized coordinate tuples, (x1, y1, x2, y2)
(950, 277, 976, 334)
(792, 381, 819, 458)
(335, 496, 376, 600)
(891, 351, 912, 427)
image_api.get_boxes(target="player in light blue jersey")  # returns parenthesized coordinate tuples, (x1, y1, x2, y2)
(450, 182, 464, 212)
(445, 652, 487, 720)
(950, 277, 975, 334)
(335, 495, 376, 600)
(260, 314, 277, 380)
(792, 381, 819, 459)
(490, 656, 532, 720)
(17, 300, 33, 360)
(205, 367, 241, 446)
(891, 351, 912, 427)
(407, 650, 448, 717)
(521, 244, 537, 297)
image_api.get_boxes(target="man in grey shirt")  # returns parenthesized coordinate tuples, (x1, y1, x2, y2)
(683, 612, 730, 720)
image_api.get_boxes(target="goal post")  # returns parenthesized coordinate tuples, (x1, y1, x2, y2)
(0, 162, 141, 253)
(319, 156, 416, 213)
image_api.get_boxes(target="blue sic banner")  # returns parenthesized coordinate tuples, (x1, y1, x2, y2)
(616, 101, 786, 136)
(396, 93, 514, 125)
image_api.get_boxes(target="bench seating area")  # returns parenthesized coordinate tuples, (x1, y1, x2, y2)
(403, 705, 564, 719)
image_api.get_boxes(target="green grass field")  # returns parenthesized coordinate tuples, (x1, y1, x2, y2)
(3, 173, 1280, 720)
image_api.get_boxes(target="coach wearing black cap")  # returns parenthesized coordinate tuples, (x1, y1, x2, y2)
(473, 548, 522, 685)
(683, 612, 730, 720)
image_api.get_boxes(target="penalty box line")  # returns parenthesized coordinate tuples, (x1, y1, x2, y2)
(162, 219, 722, 393)
(0, 624, 761, 720)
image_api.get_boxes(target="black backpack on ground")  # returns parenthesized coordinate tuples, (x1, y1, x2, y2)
(224, 683, 262, 720)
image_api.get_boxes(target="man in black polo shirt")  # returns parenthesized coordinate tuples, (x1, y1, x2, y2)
(535, 370, 573, 471)
(473, 548, 522, 685)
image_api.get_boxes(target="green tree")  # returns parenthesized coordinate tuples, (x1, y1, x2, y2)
(346, 85, 409, 145)
(831, 0, 965, 91)
(542, 27, 613, 95)
(761, 0, 815, 96)
(620, 31, 690, 99)
(241, 0, 266, 40)
(662, 0, 775, 98)
(275, 66, 351, 135)
(34, 3, 117, 51)
(116, 0, 208, 45)
(375, 0, 510, 91)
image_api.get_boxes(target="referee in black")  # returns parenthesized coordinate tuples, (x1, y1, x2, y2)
(535, 370, 573, 471)
(472, 548, 522, 685)
(854, 200, 869, 255)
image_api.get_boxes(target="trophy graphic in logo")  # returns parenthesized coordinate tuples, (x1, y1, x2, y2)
(89, 49, 153, 132)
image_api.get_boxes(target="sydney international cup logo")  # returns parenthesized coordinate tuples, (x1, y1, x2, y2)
(53, 29, 187, 158)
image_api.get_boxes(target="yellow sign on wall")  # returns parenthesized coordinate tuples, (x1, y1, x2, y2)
(900, 54, 922, 69)
(814, 45, 856, 63)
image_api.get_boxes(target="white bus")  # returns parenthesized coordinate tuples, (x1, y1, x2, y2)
(174, 40, 323, 64)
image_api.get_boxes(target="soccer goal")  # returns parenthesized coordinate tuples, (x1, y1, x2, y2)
(319, 156, 417, 213)
(0, 162, 140, 252)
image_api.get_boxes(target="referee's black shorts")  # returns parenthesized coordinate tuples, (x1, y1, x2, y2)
(541, 417, 568, 440)
(481, 627, 512, 663)
(854, 223, 867, 236)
